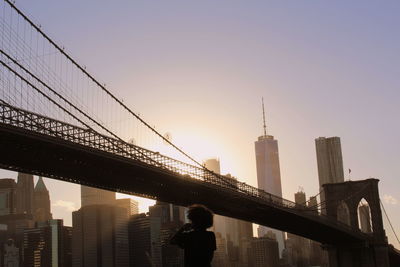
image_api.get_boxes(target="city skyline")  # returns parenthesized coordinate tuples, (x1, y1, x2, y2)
(0, 0, 398, 252)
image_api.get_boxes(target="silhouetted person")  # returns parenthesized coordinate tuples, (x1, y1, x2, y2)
(170, 204, 216, 267)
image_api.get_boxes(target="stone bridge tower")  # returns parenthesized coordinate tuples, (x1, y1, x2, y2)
(323, 178, 389, 267)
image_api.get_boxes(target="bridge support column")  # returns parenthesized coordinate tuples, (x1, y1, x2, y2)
(326, 243, 389, 267)
(323, 179, 391, 267)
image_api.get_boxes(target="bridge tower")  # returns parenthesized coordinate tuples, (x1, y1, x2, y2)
(323, 178, 389, 267)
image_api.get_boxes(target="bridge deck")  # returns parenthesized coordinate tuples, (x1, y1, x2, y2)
(0, 103, 370, 245)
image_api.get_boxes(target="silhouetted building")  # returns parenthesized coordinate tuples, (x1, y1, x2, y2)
(72, 205, 129, 267)
(3, 239, 19, 267)
(0, 214, 34, 250)
(149, 202, 185, 266)
(248, 236, 279, 267)
(129, 213, 161, 267)
(212, 232, 228, 267)
(315, 137, 344, 187)
(0, 179, 17, 216)
(23, 219, 71, 267)
(149, 201, 185, 226)
(287, 191, 311, 267)
(33, 177, 52, 223)
(307, 196, 318, 214)
(286, 191, 328, 267)
(80, 185, 115, 207)
(254, 106, 284, 255)
(204, 159, 253, 265)
(16, 173, 34, 215)
(115, 198, 139, 217)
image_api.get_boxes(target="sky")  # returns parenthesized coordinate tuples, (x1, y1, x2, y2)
(1, 0, 399, 247)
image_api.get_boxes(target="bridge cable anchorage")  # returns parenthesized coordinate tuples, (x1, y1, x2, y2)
(380, 200, 400, 245)
(0, 49, 162, 168)
(4, 0, 205, 169)
(0, 59, 167, 169)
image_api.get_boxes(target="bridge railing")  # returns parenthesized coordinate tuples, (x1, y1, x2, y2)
(0, 102, 357, 233)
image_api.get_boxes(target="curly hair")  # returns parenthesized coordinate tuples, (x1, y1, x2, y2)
(187, 204, 214, 230)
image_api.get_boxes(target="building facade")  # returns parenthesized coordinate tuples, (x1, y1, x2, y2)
(33, 177, 52, 223)
(80, 186, 116, 207)
(0, 179, 17, 216)
(204, 159, 253, 265)
(315, 136, 345, 187)
(129, 213, 162, 267)
(254, 134, 284, 255)
(72, 205, 129, 267)
(23, 219, 72, 267)
(16, 173, 34, 215)
(248, 236, 279, 267)
(115, 198, 139, 217)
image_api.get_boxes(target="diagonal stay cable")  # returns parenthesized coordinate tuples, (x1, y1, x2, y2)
(4, 0, 205, 169)
(0, 49, 162, 167)
(380, 200, 400, 245)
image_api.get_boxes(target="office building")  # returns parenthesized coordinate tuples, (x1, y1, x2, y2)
(16, 173, 34, 215)
(149, 201, 185, 226)
(149, 202, 186, 266)
(33, 177, 52, 223)
(315, 136, 344, 187)
(204, 159, 253, 265)
(3, 238, 19, 267)
(248, 236, 279, 267)
(115, 198, 139, 217)
(80, 185, 115, 207)
(254, 102, 284, 255)
(23, 219, 72, 267)
(212, 232, 228, 267)
(72, 204, 129, 267)
(0, 179, 17, 216)
(307, 196, 318, 214)
(286, 191, 311, 267)
(129, 213, 162, 267)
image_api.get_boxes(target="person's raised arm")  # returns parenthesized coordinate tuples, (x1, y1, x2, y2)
(170, 223, 192, 248)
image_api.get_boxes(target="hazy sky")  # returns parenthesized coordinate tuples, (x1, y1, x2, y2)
(1, 0, 399, 246)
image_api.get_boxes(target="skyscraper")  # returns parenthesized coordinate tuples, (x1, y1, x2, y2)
(115, 198, 139, 217)
(204, 159, 253, 266)
(80, 185, 116, 207)
(23, 219, 72, 267)
(315, 136, 345, 214)
(73, 185, 128, 267)
(315, 136, 344, 187)
(254, 100, 284, 256)
(72, 205, 129, 267)
(0, 179, 17, 216)
(149, 202, 186, 267)
(248, 235, 280, 267)
(33, 177, 52, 223)
(129, 213, 162, 267)
(286, 191, 311, 267)
(16, 173, 34, 215)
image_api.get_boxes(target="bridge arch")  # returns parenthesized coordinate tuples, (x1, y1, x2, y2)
(323, 179, 390, 267)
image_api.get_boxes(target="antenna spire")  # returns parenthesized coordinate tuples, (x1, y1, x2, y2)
(262, 97, 267, 137)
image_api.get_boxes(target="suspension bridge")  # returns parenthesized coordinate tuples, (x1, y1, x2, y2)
(0, 1, 398, 266)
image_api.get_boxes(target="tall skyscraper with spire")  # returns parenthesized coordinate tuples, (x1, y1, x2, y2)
(16, 172, 34, 215)
(254, 99, 285, 256)
(33, 177, 52, 223)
